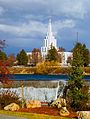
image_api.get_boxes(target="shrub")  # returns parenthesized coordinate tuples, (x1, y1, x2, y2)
(0, 90, 22, 109)
(66, 84, 89, 111)
(36, 61, 60, 74)
(36, 61, 48, 74)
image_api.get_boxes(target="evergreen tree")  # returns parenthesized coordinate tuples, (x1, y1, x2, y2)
(0, 51, 7, 61)
(73, 42, 90, 67)
(82, 44, 90, 67)
(46, 45, 60, 62)
(63, 45, 89, 111)
(16, 49, 28, 66)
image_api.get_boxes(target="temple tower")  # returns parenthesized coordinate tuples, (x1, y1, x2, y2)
(41, 19, 57, 59)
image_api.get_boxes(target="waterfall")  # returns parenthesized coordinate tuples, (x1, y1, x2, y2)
(0, 80, 67, 102)
(55, 81, 59, 100)
(55, 80, 66, 100)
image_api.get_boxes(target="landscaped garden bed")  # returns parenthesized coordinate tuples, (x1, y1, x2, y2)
(18, 106, 78, 118)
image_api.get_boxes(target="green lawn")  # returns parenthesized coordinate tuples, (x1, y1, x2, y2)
(0, 110, 73, 119)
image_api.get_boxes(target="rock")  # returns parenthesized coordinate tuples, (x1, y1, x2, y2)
(59, 107, 70, 116)
(50, 97, 66, 108)
(26, 100, 41, 108)
(4, 103, 20, 111)
(77, 111, 90, 119)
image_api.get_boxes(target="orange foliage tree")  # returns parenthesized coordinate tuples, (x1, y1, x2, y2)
(0, 61, 10, 84)
(0, 40, 11, 84)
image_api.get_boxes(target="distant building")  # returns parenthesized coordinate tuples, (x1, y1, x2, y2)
(58, 51, 72, 66)
(41, 19, 57, 59)
(26, 52, 32, 65)
(27, 19, 73, 66)
(27, 48, 42, 66)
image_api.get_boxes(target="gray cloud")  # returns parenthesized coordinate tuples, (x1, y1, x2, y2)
(0, 19, 75, 37)
(0, 0, 89, 19)
(0, 6, 5, 15)
(0, 0, 90, 53)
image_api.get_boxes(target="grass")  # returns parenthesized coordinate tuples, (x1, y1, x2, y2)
(0, 110, 73, 119)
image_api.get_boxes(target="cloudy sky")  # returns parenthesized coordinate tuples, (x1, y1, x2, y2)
(0, 0, 90, 55)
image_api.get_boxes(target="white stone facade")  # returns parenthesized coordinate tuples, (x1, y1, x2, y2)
(59, 52, 73, 66)
(41, 19, 57, 59)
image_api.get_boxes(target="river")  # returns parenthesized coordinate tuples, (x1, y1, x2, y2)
(11, 74, 90, 81)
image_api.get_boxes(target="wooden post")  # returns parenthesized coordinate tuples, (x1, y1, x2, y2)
(21, 80, 24, 108)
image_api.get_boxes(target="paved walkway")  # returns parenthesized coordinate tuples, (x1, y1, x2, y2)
(0, 114, 27, 119)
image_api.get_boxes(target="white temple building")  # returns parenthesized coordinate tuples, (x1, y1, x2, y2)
(41, 19, 57, 59)
(59, 52, 72, 66)
(41, 19, 72, 66)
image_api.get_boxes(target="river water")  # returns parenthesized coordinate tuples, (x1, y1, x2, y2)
(11, 74, 90, 81)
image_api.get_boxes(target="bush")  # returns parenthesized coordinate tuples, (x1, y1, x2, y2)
(0, 90, 22, 109)
(66, 85, 89, 111)
(36, 61, 60, 74)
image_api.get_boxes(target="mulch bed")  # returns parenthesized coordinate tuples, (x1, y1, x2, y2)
(18, 106, 78, 118)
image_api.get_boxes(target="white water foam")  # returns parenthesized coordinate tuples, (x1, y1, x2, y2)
(0, 80, 67, 102)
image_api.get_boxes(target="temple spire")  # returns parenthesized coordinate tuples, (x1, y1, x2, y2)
(41, 19, 57, 59)
(46, 18, 56, 49)
(48, 19, 52, 33)
(47, 19, 53, 38)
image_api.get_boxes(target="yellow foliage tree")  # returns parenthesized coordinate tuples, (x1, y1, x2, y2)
(36, 61, 60, 74)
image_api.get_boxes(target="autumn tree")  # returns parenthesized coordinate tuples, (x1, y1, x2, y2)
(7, 54, 16, 66)
(32, 48, 42, 66)
(0, 61, 10, 84)
(16, 49, 28, 66)
(58, 47, 65, 52)
(0, 40, 10, 84)
(36, 61, 60, 74)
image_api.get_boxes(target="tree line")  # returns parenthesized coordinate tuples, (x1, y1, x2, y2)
(0, 41, 90, 67)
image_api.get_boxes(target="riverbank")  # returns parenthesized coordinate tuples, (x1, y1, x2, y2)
(8, 66, 90, 75)
(8, 67, 36, 74)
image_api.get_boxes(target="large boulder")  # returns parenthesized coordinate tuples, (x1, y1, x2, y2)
(59, 107, 70, 116)
(26, 100, 41, 108)
(4, 103, 20, 111)
(77, 111, 90, 119)
(50, 97, 66, 108)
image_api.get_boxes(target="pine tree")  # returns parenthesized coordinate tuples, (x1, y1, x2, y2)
(46, 45, 60, 62)
(0, 51, 7, 61)
(73, 42, 90, 67)
(16, 49, 28, 66)
(82, 44, 90, 67)
(63, 44, 89, 111)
